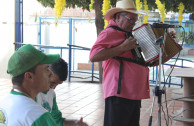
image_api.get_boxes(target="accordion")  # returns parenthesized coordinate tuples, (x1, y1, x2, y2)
(132, 23, 182, 66)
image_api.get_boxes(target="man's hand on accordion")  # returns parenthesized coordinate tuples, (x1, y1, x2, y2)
(120, 37, 139, 51)
(90, 37, 139, 62)
(169, 28, 176, 39)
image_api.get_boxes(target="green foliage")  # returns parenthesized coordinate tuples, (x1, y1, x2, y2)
(37, 0, 55, 8)
(185, 32, 194, 45)
(175, 30, 194, 45)
(110, 0, 117, 7)
(144, 0, 194, 13)
(66, 0, 90, 11)
(36, 0, 91, 10)
(163, 0, 194, 13)
(66, 0, 117, 11)
(36, 0, 194, 13)
(36, 0, 117, 11)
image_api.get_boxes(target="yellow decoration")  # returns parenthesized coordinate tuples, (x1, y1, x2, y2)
(155, 0, 165, 23)
(136, 0, 143, 23)
(178, 2, 184, 25)
(88, 17, 91, 22)
(143, 0, 149, 24)
(89, 0, 95, 22)
(104, 20, 109, 28)
(54, 0, 66, 26)
(102, 0, 110, 28)
(136, 0, 142, 10)
(89, 0, 95, 10)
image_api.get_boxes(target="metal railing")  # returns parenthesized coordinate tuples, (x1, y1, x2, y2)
(14, 18, 194, 85)
(14, 42, 99, 83)
(67, 44, 99, 82)
(14, 42, 68, 57)
(14, 42, 194, 87)
(150, 57, 194, 87)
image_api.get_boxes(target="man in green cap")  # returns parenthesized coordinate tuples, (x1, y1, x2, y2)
(0, 44, 60, 126)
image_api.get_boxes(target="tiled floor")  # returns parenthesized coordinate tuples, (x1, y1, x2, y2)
(0, 78, 185, 126)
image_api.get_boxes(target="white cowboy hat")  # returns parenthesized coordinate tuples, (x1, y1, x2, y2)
(105, 0, 148, 21)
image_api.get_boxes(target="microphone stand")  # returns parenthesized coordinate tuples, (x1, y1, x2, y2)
(148, 28, 168, 126)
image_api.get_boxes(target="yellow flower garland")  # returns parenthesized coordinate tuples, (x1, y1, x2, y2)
(136, 0, 142, 11)
(102, 0, 110, 28)
(89, 0, 95, 22)
(143, 0, 149, 24)
(88, 17, 91, 22)
(54, 0, 66, 26)
(89, 0, 95, 10)
(155, 0, 165, 23)
(136, 0, 143, 23)
(178, 2, 184, 25)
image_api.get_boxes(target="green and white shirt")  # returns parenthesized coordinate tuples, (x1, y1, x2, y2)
(0, 90, 57, 126)
(36, 89, 65, 126)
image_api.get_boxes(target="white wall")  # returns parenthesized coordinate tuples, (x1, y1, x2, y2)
(0, 0, 51, 78)
(0, 0, 97, 78)
(0, 0, 15, 78)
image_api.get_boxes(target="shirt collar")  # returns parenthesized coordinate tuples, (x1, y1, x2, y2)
(11, 89, 29, 97)
(107, 19, 118, 28)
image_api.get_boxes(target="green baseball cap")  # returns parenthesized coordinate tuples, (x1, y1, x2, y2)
(7, 44, 60, 77)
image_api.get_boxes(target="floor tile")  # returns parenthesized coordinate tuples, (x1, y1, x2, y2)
(0, 78, 184, 126)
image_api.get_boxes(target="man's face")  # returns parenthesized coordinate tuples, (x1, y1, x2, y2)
(116, 12, 138, 32)
(32, 64, 52, 92)
(49, 74, 63, 89)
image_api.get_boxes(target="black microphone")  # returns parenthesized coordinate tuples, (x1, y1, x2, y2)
(153, 23, 181, 28)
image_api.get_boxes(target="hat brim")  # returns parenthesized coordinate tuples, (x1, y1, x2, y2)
(40, 54, 60, 64)
(105, 8, 148, 21)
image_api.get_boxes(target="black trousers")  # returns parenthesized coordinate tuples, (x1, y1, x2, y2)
(104, 96, 141, 126)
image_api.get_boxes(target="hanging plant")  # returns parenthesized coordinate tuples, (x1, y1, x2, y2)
(54, 0, 66, 26)
(102, 0, 110, 28)
(155, 0, 165, 23)
(178, 2, 184, 25)
(143, 0, 149, 24)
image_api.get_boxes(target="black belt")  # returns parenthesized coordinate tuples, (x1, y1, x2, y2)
(113, 56, 149, 94)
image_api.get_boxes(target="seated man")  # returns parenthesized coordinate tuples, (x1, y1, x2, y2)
(36, 58, 88, 126)
(0, 44, 60, 126)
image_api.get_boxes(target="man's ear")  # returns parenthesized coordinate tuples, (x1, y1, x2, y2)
(24, 72, 33, 80)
